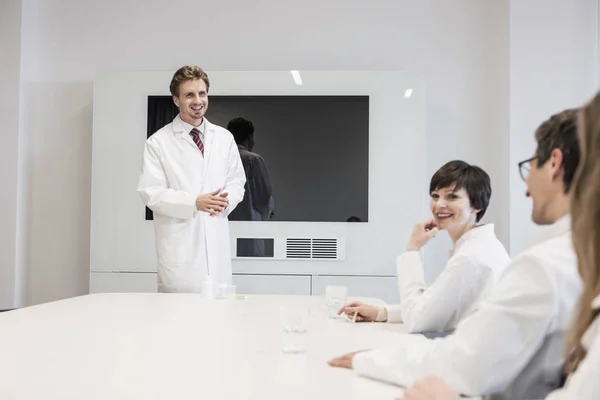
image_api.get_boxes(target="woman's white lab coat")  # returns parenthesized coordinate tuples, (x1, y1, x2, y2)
(545, 295, 600, 399)
(137, 116, 246, 293)
(379, 224, 510, 333)
(353, 216, 582, 400)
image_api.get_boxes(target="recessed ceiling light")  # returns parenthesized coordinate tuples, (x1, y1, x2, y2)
(291, 70, 303, 85)
(404, 89, 413, 98)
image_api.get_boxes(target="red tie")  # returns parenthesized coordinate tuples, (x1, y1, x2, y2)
(190, 128, 204, 155)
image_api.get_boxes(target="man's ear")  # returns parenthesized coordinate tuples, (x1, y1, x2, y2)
(550, 148, 565, 181)
(173, 96, 179, 108)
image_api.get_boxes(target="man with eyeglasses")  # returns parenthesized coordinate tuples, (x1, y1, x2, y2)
(329, 109, 582, 400)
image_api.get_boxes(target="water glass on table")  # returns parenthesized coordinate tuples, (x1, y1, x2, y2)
(279, 305, 309, 354)
(215, 283, 237, 299)
(325, 285, 348, 319)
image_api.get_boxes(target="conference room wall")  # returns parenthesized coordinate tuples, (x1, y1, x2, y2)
(508, 0, 599, 255)
(5, 0, 510, 305)
(89, 70, 426, 304)
(0, 0, 23, 310)
(6, 0, 592, 306)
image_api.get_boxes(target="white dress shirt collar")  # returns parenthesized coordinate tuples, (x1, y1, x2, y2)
(453, 223, 496, 254)
(530, 213, 572, 246)
(177, 115, 205, 139)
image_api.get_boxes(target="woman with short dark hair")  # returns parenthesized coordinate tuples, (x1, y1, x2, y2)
(339, 160, 510, 333)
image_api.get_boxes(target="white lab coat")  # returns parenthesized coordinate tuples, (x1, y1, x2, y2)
(545, 295, 600, 399)
(353, 215, 582, 400)
(137, 116, 246, 293)
(380, 224, 510, 333)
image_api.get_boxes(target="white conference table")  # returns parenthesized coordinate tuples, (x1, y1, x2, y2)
(0, 293, 412, 400)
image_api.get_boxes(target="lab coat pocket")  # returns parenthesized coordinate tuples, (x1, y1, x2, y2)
(157, 217, 192, 265)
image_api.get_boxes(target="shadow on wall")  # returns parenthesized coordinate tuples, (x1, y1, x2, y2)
(25, 81, 94, 306)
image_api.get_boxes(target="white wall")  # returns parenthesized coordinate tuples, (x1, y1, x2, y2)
(15, 0, 39, 308)
(0, 0, 23, 309)
(13, 0, 512, 305)
(509, 0, 599, 255)
(423, 0, 510, 277)
(5, 0, 599, 305)
(0, 0, 37, 309)
(90, 70, 426, 280)
(11, 0, 597, 305)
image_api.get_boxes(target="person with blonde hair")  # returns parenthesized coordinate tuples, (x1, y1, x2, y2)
(138, 66, 246, 293)
(398, 94, 600, 400)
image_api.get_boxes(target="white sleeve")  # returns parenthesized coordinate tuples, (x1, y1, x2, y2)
(383, 304, 403, 323)
(396, 252, 482, 333)
(353, 254, 558, 397)
(221, 139, 246, 218)
(382, 251, 425, 324)
(545, 325, 600, 400)
(137, 140, 197, 219)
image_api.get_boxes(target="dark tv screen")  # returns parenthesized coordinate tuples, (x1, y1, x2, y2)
(145, 95, 369, 223)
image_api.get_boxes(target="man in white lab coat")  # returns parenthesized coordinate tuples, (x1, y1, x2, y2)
(137, 66, 246, 293)
(329, 109, 583, 400)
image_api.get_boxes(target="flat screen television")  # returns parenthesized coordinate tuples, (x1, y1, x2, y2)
(145, 95, 369, 223)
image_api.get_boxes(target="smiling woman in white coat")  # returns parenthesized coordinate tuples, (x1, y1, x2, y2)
(397, 91, 600, 400)
(338, 161, 510, 333)
(330, 108, 584, 400)
(137, 66, 246, 293)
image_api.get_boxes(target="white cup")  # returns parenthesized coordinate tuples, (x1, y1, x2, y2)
(200, 279, 214, 298)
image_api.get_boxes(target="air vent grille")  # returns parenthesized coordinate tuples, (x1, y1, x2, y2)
(286, 238, 338, 259)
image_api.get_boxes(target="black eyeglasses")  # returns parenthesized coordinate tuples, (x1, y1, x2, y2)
(518, 156, 538, 181)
